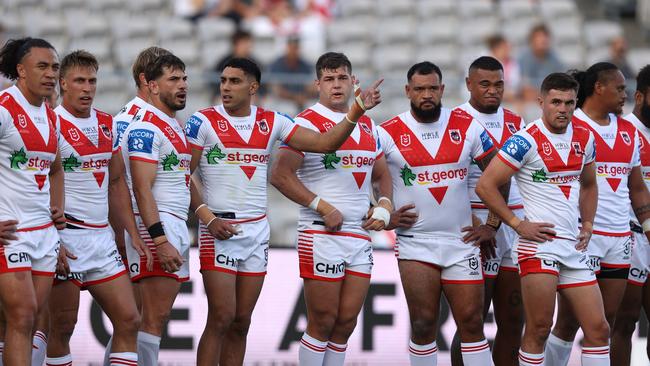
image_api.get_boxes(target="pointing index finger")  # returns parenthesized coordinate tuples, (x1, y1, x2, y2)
(370, 78, 384, 89)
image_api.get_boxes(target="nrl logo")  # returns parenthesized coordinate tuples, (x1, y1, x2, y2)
(620, 131, 631, 145)
(400, 133, 411, 147)
(164, 126, 175, 138)
(257, 119, 269, 135)
(449, 129, 461, 144)
(572, 142, 583, 155)
(0, 95, 9, 104)
(217, 120, 228, 132)
(542, 142, 553, 156)
(68, 128, 80, 141)
(505, 122, 517, 134)
(323, 122, 334, 131)
(17, 114, 27, 128)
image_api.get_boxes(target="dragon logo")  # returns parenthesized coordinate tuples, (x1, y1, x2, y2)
(531, 168, 548, 183)
(205, 145, 226, 164)
(400, 165, 416, 186)
(9, 148, 28, 169)
(162, 151, 180, 171)
(62, 154, 81, 172)
(321, 152, 340, 169)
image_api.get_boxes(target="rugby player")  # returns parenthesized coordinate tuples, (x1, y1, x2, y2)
(477, 73, 610, 366)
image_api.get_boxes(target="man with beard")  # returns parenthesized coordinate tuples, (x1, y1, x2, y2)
(377, 61, 506, 366)
(545, 63, 650, 366)
(451, 56, 525, 366)
(611, 64, 650, 365)
(120, 54, 189, 365)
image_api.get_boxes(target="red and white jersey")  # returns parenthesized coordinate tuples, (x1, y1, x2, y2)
(286, 103, 382, 235)
(456, 102, 525, 209)
(499, 119, 596, 241)
(55, 106, 118, 228)
(573, 109, 640, 235)
(0, 86, 58, 231)
(113, 96, 149, 150)
(121, 103, 191, 220)
(185, 104, 298, 219)
(377, 108, 495, 239)
(626, 112, 650, 224)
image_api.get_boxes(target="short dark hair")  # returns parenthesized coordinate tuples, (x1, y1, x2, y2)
(231, 30, 252, 45)
(144, 53, 186, 82)
(636, 64, 650, 94)
(315, 52, 352, 79)
(407, 61, 442, 82)
(486, 35, 507, 51)
(540, 72, 579, 95)
(223, 57, 261, 83)
(569, 62, 619, 107)
(60, 50, 98, 78)
(0, 37, 56, 80)
(469, 56, 503, 73)
(132, 46, 171, 88)
(529, 24, 550, 41)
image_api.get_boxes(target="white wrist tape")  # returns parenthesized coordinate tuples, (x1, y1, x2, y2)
(353, 83, 366, 111)
(371, 206, 391, 226)
(643, 218, 650, 233)
(377, 196, 392, 206)
(308, 196, 321, 211)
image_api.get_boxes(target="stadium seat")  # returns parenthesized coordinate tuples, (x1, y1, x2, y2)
(327, 17, 373, 44)
(200, 40, 231, 70)
(415, 0, 456, 19)
(44, 0, 85, 11)
(415, 44, 459, 71)
(549, 18, 583, 45)
(586, 47, 612, 65)
(65, 14, 110, 39)
(330, 41, 371, 67)
(377, 0, 415, 18)
(93, 91, 129, 114)
(498, 0, 535, 19)
(373, 17, 416, 44)
(556, 43, 586, 68)
(372, 45, 414, 72)
(458, 0, 495, 19)
(338, 0, 375, 18)
(583, 20, 624, 49)
(540, 0, 579, 20)
(628, 48, 650, 73)
(110, 17, 154, 40)
(159, 39, 200, 67)
(415, 18, 459, 45)
(67, 37, 113, 62)
(113, 38, 155, 68)
(457, 18, 499, 46)
(22, 11, 66, 38)
(197, 17, 236, 43)
(156, 17, 195, 41)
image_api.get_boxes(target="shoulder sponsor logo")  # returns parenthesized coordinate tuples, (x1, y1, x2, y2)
(185, 115, 202, 139)
(449, 129, 462, 144)
(620, 131, 631, 145)
(17, 114, 27, 128)
(400, 134, 411, 147)
(257, 119, 269, 135)
(479, 130, 494, 151)
(127, 129, 154, 154)
(502, 134, 531, 162)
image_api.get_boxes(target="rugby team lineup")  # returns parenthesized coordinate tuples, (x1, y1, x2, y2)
(1, 5, 650, 366)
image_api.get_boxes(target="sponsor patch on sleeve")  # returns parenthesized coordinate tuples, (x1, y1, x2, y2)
(114, 121, 129, 148)
(127, 129, 154, 154)
(479, 129, 494, 152)
(185, 115, 203, 139)
(501, 134, 531, 162)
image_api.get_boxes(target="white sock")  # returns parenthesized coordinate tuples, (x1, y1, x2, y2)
(323, 341, 347, 366)
(581, 346, 609, 366)
(136, 331, 160, 366)
(102, 336, 113, 366)
(461, 339, 492, 365)
(108, 352, 138, 366)
(409, 340, 438, 365)
(299, 333, 327, 366)
(518, 350, 543, 366)
(544, 333, 573, 366)
(45, 354, 72, 366)
(32, 331, 48, 366)
(0, 341, 4, 366)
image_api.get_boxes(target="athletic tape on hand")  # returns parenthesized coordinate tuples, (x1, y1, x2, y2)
(371, 206, 390, 226)
(643, 218, 650, 233)
(353, 83, 366, 111)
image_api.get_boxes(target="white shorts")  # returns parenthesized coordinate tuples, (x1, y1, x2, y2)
(473, 208, 523, 278)
(629, 230, 650, 286)
(395, 232, 483, 284)
(298, 230, 373, 281)
(126, 212, 190, 282)
(55, 226, 127, 288)
(1, 224, 59, 276)
(199, 217, 269, 276)
(515, 237, 595, 289)
(587, 232, 632, 274)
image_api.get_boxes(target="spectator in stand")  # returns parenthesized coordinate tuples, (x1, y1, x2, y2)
(268, 35, 316, 112)
(607, 35, 635, 100)
(212, 30, 264, 101)
(487, 34, 522, 104)
(518, 24, 564, 102)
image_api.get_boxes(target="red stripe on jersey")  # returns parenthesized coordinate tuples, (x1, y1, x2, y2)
(200, 106, 276, 149)
(526, 123, 589, 172)
(573, 115, 636, 163)
(58, 109, 113, 155)
(639, 130, 650, 166)
(500, 108, 524, 146)
(142, 111, 189, 154)
(0, 92, 57, 153)
(297, 109, 377, 151)
(127, 104, 141, 116)
(380, 109, 472, 167)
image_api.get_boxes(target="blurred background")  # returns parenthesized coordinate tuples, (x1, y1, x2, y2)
(2, 0, 650, 364)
